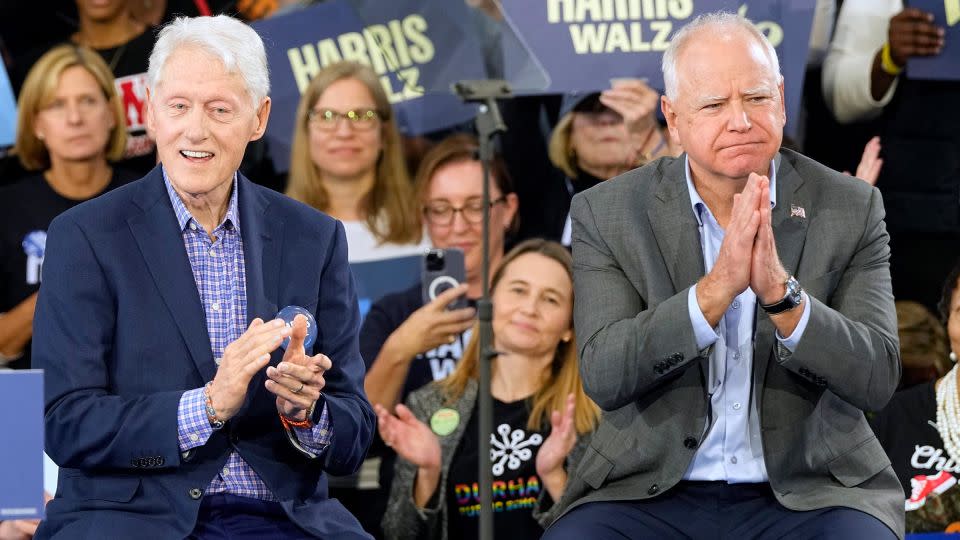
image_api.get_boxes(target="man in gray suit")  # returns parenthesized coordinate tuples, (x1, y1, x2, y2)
(544, 12, 903, 540)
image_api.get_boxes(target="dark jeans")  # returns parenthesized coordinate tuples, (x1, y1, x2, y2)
(543, 481, 897, 540)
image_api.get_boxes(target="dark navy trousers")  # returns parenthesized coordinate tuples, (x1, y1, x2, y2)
(543, 481, 898, 540)
(188, 494, 314, 539)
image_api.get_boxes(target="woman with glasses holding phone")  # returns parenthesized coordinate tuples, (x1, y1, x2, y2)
(286, 61, 428, 263)
(359, 133, 519, 535)
(363, 132, 519, 414)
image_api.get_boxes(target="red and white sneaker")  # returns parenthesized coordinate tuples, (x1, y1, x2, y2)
(906, 471, 957, 511)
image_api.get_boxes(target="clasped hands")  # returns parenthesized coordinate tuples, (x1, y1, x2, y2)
(697, 173, 790, 327)
(207, 314, 331, 424)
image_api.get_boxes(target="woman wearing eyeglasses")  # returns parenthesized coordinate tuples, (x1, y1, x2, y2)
(286, 61, 428, 263)
(359, 133, 519, 534)
(363, 132, 519, 414)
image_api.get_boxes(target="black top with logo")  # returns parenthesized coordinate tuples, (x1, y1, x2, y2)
(871, 379, 960, 533)
(94, 28, 158, 176)
(0, 170, 135, 369)
(445, 397, 546, 540)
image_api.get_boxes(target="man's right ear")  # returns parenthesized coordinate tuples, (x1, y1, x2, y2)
(144, 87, 155, 135)
(661, 96, 679, 141)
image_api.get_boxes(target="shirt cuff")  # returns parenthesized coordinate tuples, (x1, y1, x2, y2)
(291, 402, 331, 453)
(688, 285, 720, 351)
(177, 387, 214, 452)
(775, 292, 812, 352)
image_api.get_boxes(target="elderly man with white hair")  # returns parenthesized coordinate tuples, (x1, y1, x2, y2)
(541, 11, 904, 540)
(32, 15, 374, 539)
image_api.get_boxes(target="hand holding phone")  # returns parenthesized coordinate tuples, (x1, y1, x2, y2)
(381, 251, 475, 360)
(421, 248, 468, 310)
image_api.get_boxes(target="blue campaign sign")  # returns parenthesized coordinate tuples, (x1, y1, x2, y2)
(0, 61, 16, 148)
(908, 0, 960, 80)
(0, 370, 45, 520)
(351, 254, 421, 320)
(499, 0, 816, 137)
(251, 1, 486, 172)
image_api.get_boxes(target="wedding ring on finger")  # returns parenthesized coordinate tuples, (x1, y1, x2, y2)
(448, 334, 456, 344)
(292, 382, 304, 394)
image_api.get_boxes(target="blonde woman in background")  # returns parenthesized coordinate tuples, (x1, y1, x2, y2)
(286, 61, 429, 262)
(378, 239, 599, 540)
(0, 44, 132, 372)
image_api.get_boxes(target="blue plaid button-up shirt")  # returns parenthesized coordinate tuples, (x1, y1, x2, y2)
(167, 169, 330, 501)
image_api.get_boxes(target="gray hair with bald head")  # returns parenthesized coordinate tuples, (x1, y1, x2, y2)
(147, 15, 270, 106)
(661, 12, 781, 101)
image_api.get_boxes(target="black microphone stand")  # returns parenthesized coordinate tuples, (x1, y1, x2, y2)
(452, 79, 512, 540)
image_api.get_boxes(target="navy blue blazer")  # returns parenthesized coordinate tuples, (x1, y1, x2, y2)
(32, 167, 375, 539)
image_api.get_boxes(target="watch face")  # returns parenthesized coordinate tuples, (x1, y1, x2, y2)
(786, 277, 802, 304)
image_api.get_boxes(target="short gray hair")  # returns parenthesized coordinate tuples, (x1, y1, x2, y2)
(148, 15, 270, 106)
(661, 12, 781, 101)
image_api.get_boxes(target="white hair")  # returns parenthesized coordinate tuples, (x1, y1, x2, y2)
(147, 15, 270, 106)
(661, 12, 781, 101)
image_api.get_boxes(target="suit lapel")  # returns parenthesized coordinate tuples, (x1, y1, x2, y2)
(237, 175, 281, 324)
(754, 153, 810, 404)
(647, 157, 706, 294)
(237, 177, 282, 404)
(127, 168, 215, 381)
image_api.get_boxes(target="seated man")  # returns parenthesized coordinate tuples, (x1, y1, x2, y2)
(544, 11, 903, 540)
(32, 15, 374, 539)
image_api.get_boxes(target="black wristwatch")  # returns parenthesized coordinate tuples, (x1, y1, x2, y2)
(760, 276, 803, 314)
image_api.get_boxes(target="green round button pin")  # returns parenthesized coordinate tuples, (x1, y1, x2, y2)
(430, 408, 460, 436)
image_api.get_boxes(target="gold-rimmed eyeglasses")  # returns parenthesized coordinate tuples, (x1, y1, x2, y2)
(307, 108, 381, 131)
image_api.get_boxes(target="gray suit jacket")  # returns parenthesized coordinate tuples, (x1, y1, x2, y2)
(556, 149, 904, 537)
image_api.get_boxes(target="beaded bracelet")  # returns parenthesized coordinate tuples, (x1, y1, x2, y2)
(204, 381, 225, 430)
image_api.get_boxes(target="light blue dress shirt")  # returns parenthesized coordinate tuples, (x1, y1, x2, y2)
(682, 157, 811, 483)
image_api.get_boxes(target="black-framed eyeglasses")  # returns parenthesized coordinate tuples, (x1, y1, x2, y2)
(422, 197, 506, 226)
(307, 108, 381, 131)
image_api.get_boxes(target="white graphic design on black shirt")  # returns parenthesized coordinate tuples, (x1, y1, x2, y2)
(491, 423, 543, 477)
(21, 230, 46, 285)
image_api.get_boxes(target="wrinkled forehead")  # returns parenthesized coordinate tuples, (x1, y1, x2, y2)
(152, 44, 251, 100)
(675, 31, 779, 96)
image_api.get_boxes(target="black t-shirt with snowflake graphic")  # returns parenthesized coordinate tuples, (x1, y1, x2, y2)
(0, 170, 134, 369)
(871, 379, 960, 533)
(446, 397, 546, 540)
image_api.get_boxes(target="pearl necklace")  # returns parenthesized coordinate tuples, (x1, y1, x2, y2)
(935, 363, 960, 464)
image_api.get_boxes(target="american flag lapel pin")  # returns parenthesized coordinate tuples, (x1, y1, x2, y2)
(790, 204, 806, 219)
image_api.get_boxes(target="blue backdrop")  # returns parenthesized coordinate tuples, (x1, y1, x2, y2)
(0, 62, 16, 148)
(909, 0, 960, 81)
(251, 0, 487, 172)
(498, 0, 816, 137)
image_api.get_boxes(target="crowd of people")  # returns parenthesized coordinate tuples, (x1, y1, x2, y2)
(0, 0, 958, 538)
